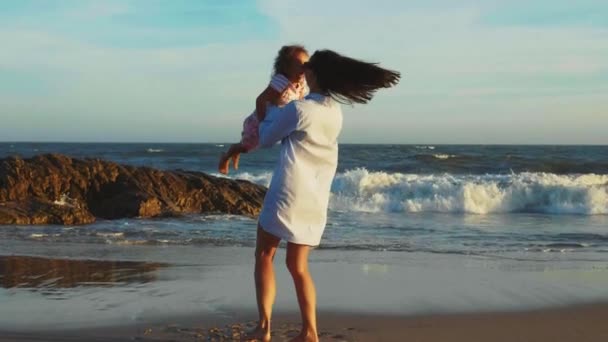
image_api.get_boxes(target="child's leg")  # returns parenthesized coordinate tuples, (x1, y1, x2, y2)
(218, 143, 248, 175)
(221, 113, 258, 174)
(231, 144, 250, 171)
(232, 151, 241, 171)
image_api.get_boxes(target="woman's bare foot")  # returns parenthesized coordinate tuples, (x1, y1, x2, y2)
(242, 324, 271, 342)
(288, 330, 318, 342)
(218, 153, 230, 175)
(232, 152, 241, 171)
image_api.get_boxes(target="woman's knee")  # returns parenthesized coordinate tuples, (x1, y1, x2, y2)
(255, 224, 280, 262)
(255, 246, 276, 262)
(285, 256, 308, 277)
(286, 243, 311, 276)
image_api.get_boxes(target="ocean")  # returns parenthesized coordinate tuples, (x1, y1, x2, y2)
(1, 143, 607, 260)
(1, 142, 608, 329)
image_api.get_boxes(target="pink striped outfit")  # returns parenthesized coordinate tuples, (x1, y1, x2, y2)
(240, 74, 308, 151)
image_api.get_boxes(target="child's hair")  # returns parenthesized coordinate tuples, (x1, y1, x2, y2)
(305, 49, 400, 104)
(273, 45, 309, 76)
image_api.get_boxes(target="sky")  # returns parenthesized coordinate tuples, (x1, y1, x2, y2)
(1, 0, 607, 144)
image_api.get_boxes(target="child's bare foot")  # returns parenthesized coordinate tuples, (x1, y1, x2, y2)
(242, 324, 270, 342)
(218, 153, 230, 175)
(232, 152, 241, 171)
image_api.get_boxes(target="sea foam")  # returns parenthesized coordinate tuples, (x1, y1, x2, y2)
(331, 169, 608, 215)
(235, 169, 608, 215)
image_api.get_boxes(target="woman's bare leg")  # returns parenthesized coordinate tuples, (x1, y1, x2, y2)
(218, 143, 247, 175)
(286, 243, 318, 342)
(248, 224, 281, 341)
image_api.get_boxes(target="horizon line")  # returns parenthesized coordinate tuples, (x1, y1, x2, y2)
(1, 141, 607, 147)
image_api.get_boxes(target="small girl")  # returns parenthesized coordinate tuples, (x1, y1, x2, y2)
(218, 45, 309, 174)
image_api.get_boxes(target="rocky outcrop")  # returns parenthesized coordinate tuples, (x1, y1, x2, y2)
(0, 154, 266, 225)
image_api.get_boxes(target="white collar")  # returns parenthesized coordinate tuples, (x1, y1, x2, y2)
(305, 92, 328, 101)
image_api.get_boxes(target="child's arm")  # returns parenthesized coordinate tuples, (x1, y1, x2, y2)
(256, 86, 282, 121)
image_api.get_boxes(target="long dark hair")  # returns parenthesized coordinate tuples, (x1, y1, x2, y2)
(273, 45, 308, 76)
(306, 50, 400, 104)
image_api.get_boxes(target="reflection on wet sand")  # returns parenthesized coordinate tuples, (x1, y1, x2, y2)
(0, 255, 168, 288)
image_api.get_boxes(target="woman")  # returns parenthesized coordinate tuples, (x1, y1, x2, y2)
(250, 49, 400, 342)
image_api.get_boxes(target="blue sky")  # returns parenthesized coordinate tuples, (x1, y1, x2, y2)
(1, 0, 607, 144)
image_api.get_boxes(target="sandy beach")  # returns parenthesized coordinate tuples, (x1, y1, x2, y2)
(2, 244, 608, 341)
(1, 304, 608, 341)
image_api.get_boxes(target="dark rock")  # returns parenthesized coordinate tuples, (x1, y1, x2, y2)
(0, 199, 95, 225)
(0, 154, 266, 225)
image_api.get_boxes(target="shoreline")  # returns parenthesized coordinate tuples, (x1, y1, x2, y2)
(2, 246, 608, 333)
(1, 304, 608, 341)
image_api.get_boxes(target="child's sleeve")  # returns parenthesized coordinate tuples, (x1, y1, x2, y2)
(269, 74, 290, 93)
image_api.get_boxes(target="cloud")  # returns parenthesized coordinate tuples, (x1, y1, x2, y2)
(0, 26, 281, 142)
(61, 1, 131, 20)
(0, 0, 607, 143)
(256, 0, 608, 144)
(478, 0, 608, 28)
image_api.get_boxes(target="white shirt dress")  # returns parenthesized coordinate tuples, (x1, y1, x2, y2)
(257, 93, 343, 246)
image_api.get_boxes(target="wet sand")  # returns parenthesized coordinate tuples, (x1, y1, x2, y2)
(1, 304, 608, 341)
(0, 255, 168, 288)
(2, 248, 608, 341)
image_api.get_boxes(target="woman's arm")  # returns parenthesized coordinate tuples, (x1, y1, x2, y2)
(256, 86, 282, 121)
(258, 102, 299, 148)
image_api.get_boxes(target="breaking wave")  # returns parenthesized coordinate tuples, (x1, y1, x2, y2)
(235, 169, 608, 215)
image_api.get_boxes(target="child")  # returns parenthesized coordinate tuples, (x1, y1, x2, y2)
(218, 45, 309, 174)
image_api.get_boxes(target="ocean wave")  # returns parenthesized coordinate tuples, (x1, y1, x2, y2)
(95, 232, 125, 238)
(412, 153, 461, 161)
(16, 232, 605, 255)
(412, 153, 459, 161)
(432, 154, 456, 160)
(234, 168, 608, 215)
(232, 171, 273, 187)
(146, 148, 164, 153)
(29, 233, 47, 238)
(389, 153, 608, 175)
(331, 169, 608, 215)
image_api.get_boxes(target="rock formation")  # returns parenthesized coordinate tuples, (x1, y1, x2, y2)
(0, 154, 266, 225)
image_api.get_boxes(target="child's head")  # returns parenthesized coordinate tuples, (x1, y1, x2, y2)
(273, 45, 309, 81)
